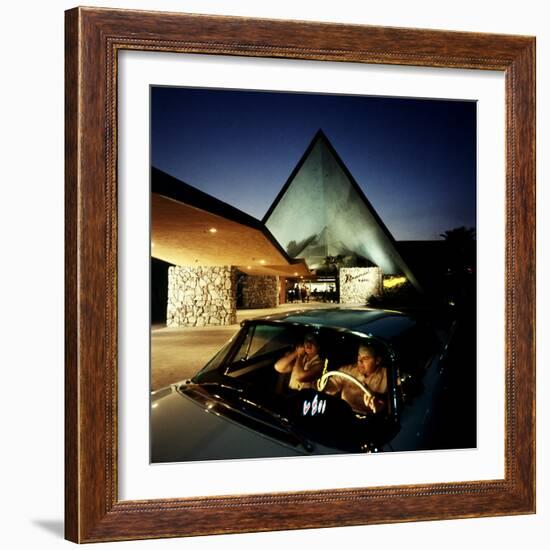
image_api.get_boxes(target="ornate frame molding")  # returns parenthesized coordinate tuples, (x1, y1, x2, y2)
(65, 7, 535, 543)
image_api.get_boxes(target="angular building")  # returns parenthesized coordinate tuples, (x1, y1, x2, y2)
(151, 130, 421, 326)
(263, 130, 420, 291)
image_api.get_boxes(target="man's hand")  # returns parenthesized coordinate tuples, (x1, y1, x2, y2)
(363, 394, 385, 413)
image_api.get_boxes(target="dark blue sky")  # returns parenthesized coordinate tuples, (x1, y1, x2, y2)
(151, 86, 476, 241)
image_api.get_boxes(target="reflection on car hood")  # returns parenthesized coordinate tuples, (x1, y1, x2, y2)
(251, 307, 417, 341)
(151, 385, 307, 463)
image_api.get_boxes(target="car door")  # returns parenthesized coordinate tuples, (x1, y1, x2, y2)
(384, 323, 447, 451)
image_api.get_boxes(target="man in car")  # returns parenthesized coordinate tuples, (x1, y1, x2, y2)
(274, 333, 324, 391)
(324, 343, 387, 414)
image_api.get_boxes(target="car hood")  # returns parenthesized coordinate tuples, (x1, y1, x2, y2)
(151, 384, 308, 463)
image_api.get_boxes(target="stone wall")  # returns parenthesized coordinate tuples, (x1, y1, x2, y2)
(167, 266, 237, 327)
(241, 275, 279, 309)
(339, 267, 382, 304)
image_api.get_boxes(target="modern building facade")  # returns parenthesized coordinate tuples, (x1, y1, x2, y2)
(151, 130, 420, 326)
(264, 130, 420, 290)
(151, 168, 309, 327)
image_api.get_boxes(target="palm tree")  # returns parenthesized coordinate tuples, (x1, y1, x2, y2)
(440, 226, 476, 244)
(440, 226, 475, 271)
(441, 226, 476, 307)
(322, 254, 345, 272)
(321, 255, 345, 302)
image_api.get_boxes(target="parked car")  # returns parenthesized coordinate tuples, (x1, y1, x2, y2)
(151, 308, 459, 463)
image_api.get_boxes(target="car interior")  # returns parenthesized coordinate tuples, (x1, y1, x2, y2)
(224, 323, 392, 413)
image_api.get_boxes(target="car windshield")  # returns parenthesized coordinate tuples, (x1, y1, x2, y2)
(192, 322, 395, 451)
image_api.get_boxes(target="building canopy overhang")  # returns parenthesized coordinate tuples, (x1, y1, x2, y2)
(151, 168, 310, 277)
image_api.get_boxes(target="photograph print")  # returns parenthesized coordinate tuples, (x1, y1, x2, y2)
(149, 86, 477, 463)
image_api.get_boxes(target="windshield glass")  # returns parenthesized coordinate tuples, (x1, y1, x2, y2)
(232, 324, 292, 363)
(187, 321, 399, 452)
(200, 323, 391, 415)
(194, 334, 237, 378)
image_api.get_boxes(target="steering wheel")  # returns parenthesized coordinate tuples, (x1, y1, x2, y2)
(317, 370, 375, 400)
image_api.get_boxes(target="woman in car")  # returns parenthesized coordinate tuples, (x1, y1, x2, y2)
(274, 333, 324, 391)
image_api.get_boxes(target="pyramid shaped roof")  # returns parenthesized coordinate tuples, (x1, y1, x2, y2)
(263, 130, 420, 289)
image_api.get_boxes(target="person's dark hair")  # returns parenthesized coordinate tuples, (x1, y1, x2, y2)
(303, 333, 320, 347)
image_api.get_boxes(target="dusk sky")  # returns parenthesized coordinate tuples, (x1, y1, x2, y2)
(151, 86, 476, 241)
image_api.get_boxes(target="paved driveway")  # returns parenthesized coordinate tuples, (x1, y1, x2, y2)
(151, 302, 337, 390)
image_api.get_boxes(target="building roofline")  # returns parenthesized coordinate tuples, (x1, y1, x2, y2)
(262, 129, 327, 223)
(261, 130, 422, 290)
(264, 129, 398, 247)
(151, 167, 309, 271)
(152, 167, 263, 229)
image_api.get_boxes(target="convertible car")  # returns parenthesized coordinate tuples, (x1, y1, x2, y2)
(151, 308, 461, 463)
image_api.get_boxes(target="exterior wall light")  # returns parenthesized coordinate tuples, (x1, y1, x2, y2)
(383, 276, 407, 289)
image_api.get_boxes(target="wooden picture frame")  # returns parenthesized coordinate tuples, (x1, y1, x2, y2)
(65, 6, 535, 543)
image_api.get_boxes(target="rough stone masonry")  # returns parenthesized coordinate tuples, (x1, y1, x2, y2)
(167, 265, 237, 327)
(241, 274, 279, 309)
